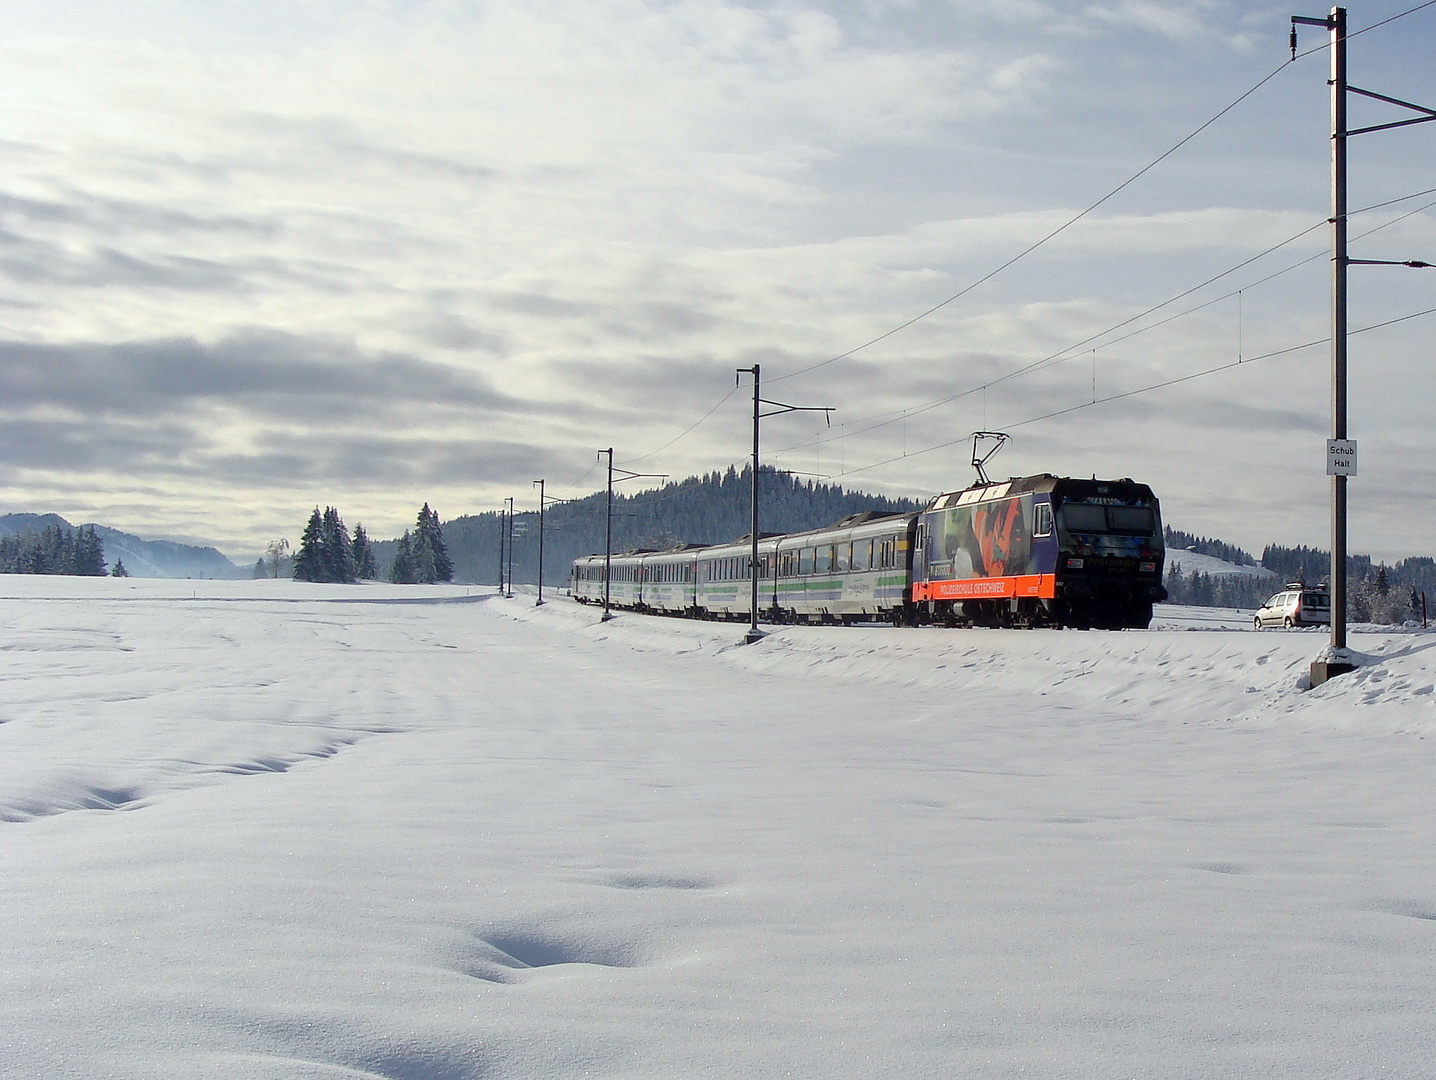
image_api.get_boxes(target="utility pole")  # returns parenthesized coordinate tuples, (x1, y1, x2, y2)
(1293, 6, 1435, 685)
(736, 365, 833, 645)
(533, 479, 546, 606)
(504, 496, 514, 598)
(596, 449, 666, 622)
(497, 505, 506, 594)
(600, 449, 614, 620)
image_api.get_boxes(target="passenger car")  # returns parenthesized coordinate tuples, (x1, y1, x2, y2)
(1253, 585, 1331, 629)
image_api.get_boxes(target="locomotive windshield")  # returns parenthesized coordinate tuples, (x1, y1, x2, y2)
(1059, 502, 1156, 536)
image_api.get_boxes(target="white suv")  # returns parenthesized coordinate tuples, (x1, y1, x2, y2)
(1254, 585, 1331, 629)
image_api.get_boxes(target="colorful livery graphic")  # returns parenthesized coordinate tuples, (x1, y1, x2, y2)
(572, 474, 1166, 629)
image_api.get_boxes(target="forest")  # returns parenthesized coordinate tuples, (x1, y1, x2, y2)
(0, 524, 108, 576)
(398, 466, 919, 590)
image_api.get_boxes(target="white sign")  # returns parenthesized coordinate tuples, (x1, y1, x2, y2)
(1327, 438, 1357, 477)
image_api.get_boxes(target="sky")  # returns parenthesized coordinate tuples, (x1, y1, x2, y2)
(0, 0, 1433, 561)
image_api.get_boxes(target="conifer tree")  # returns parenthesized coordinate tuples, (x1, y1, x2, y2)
(390, 530, 416, 583)
(293, 508, 325, 582)
(74, 526, 106, 576)
(0, 523, 106, 576)
(111, 558, 129, 578)
(351, 524, 377, 580)
(412, 503, 452, 583)
(320, 506, 356, 583)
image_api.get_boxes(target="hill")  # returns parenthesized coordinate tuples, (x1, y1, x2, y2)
(0, 514, 243, 579)
(379, 466, 920, 585)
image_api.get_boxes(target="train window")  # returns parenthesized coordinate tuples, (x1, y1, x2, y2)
(835, 544, 849, 572)
(1033, 503, 1053, 537)
(815, 546, 831, 574)
(852, 539, 871, 571)
(799, 548, 814, 575)
(1061, 504, 1107, 532)
(1107, 506, 1156, 535)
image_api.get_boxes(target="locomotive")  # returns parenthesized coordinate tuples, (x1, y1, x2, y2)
(571, 473, 1166, 629)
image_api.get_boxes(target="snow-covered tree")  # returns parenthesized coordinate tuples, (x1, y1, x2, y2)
(411, 504, 452, 583)
(293, 510, 325, 582)
(320, 507, 355, 583)
(390, 531, 415, 584)
(351, 524, 377, 580)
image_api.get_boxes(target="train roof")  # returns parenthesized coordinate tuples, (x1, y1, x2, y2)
(924, 474, 1156, 511)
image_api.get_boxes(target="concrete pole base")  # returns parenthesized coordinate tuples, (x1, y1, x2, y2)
(1310, 660, 1356, 686)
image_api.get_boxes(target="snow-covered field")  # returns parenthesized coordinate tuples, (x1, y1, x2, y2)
(1164, 548, 1276, 580)
(3, 578, 1434, 1079)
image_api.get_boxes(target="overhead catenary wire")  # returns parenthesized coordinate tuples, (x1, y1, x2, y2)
(822, 303, 1436, 483)
(768, 186, 1436, 460)
(621, 385, 740, 467)
(567, 5, 1436, 500)
(767, 51, 1326, 387)
(1347, 0, 1436, 40)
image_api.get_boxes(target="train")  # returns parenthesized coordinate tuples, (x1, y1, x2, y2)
(571, 473, 1167, 629)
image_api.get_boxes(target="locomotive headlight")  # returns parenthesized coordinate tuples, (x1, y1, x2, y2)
(1139, 561, 1156, 573)
(1067, 557, 1084, 569)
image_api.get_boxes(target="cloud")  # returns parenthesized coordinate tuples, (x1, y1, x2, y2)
(0, 332, 517, 418)
(0, 0, 1428, 557)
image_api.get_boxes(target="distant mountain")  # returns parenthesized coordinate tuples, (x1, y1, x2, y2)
(0, 514, 243, 579)
(0, 513, 73, 536)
